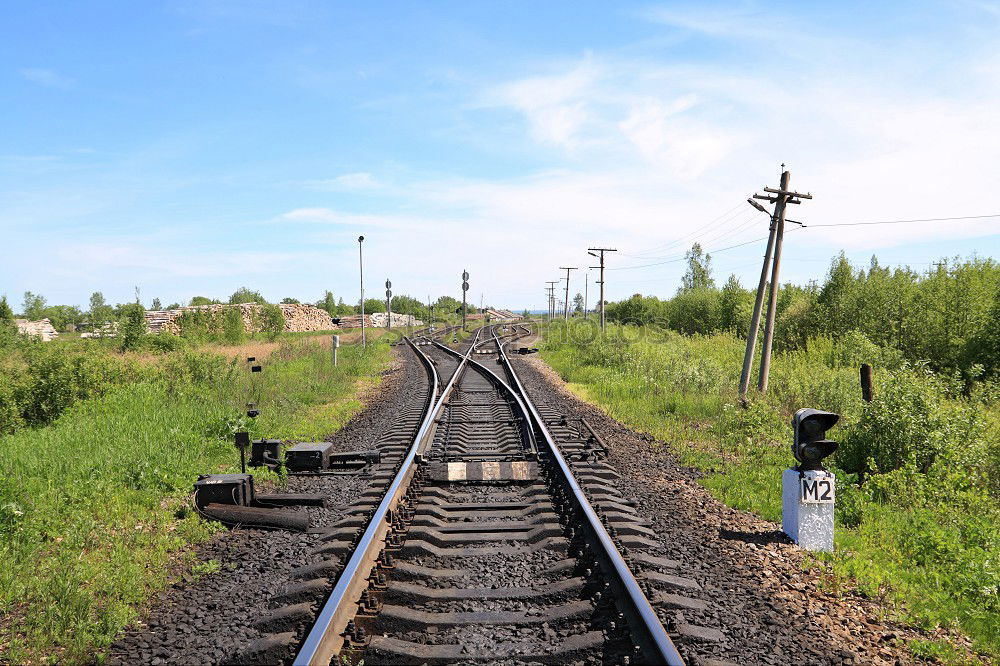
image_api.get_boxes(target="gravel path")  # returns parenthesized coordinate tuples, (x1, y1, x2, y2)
(109, 346, 420, 665)
(510, 352, 980, 666)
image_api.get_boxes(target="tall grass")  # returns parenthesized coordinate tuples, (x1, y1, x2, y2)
(541, 321, 1000, 661)
(0, 338, 391, 663)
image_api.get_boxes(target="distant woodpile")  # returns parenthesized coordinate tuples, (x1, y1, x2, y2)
(145, 303, 336, 335)
(466, 308, 522, 321)
(15, 318, 59, 341)
(336, 312, 423, 328)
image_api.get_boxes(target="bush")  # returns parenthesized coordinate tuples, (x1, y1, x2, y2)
(117, 303, 148, 351)
(836, 364, 985, 477)
(256, 303, 285, 341)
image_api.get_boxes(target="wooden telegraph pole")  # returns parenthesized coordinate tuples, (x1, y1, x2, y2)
(559, 267, 577, 321)
(588, 248, 617, 332)
(545, 281, 558, 321)
(738, 167, 811, 399)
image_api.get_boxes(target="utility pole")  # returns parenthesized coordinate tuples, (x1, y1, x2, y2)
(559, 267, 577, 321)
(358, 235, 366, 348)
(583, 270, 589, 320)
(427, 294, 433, 332)
(588, 248, 617, 332)
(738, 167, 811, 397)
(545, 281, 558, 321)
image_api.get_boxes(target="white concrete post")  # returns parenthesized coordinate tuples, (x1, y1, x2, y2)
(332, 334, 340, 367)
(782, 469, 835, 552)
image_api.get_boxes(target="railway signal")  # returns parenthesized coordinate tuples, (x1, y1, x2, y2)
(791, 408, 839, 471)
(784, 408, 839, 552)
(461, 269, 469, 331)
(385, 279, 392, 329)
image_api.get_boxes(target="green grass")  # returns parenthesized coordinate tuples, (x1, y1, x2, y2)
(540, 321, 999, 663)
(0, 338, 391, 663)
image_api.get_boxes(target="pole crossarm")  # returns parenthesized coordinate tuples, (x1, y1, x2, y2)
(762, 186, 812, 199)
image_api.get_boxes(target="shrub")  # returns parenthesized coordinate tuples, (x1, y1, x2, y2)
(256, 303, 285, 341)
(221, 307, 246, 344)
(117, 303, 148, 351)
(834, 364, 985, 477)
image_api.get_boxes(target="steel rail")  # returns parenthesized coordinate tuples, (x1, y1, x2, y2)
(430, 330, 538, 456)
(493, 326, 686, 666)
(293, 330, 483, 664)
(292, 332, 479, 665)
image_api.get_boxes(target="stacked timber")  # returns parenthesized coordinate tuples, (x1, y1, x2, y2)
(278, 304, 336, 332)
(14, 318, 59, 341)
(143, 303, 339, 335)
(336, 313, 423, 328)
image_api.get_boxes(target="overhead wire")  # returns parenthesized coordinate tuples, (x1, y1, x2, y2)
(607, 211, 999, 272)
(619, 201, 748, 259)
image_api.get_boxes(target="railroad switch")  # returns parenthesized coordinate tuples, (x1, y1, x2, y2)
(284, 442, 334, 472)
(193, 473, 255, 510)
(328, 449, 380, 471)
(250, 439, 282, 471)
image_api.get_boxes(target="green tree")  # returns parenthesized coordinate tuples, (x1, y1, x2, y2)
(222, 307, 246, 344)
(22, 292, 47, 320)
(166, 302, 181, 310)
(680, 243, 715, 292)
(117, 303, 147, 351)
(88, 292, 113, 329)
(280, 297, 300, 304)
(717, 274, 752, 335)
(257, 303, 285, 341)
(229, 287, 266, 304)
(0, 296, 15, 333)
(435, 295, 462, 316)
(336, 297, 354, 315)
(362, 298, 385, 313)
(189, 296, 217, 306)
(151, 298, 162, 310)
(316, 291, 336, 315)
(41, 305, 84, 332)
(572, 293, 584, 314)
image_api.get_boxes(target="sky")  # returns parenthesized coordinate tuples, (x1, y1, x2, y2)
(3, 1, 1000, 312)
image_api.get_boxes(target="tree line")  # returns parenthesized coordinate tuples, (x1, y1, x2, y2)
(604, 243, 1000, 374)
(1, 287, 491, 335)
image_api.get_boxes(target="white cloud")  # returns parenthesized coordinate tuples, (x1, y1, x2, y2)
(306, 172, 379, 190)
(19, 68, 74, 89)
(54, 243, 316, 280)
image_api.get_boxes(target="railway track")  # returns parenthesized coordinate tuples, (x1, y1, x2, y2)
(242, 323, 693, 665)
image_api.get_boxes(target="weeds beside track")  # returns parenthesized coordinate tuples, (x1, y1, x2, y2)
(0, 337, 392, 663)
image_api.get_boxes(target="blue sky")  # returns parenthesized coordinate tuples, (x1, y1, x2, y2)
(3, 1, 999, 311)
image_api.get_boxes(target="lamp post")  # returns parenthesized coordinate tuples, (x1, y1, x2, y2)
(358, 235, 366, 349)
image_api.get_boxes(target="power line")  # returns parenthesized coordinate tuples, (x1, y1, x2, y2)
(608, 211, 1000, 272)
(621, 201, 747, 258)
(608, 228, 802, 271)
(805, 213, 1000, 228)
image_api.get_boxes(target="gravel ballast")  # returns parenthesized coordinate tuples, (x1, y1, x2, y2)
(109, 346, 422, 665)
(510, 352, 980, 666)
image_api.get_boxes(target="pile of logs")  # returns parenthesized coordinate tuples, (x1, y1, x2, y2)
(14, 318, 59, 341)
(336, 312, 422, 328)
(144, 303, 339, 335)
